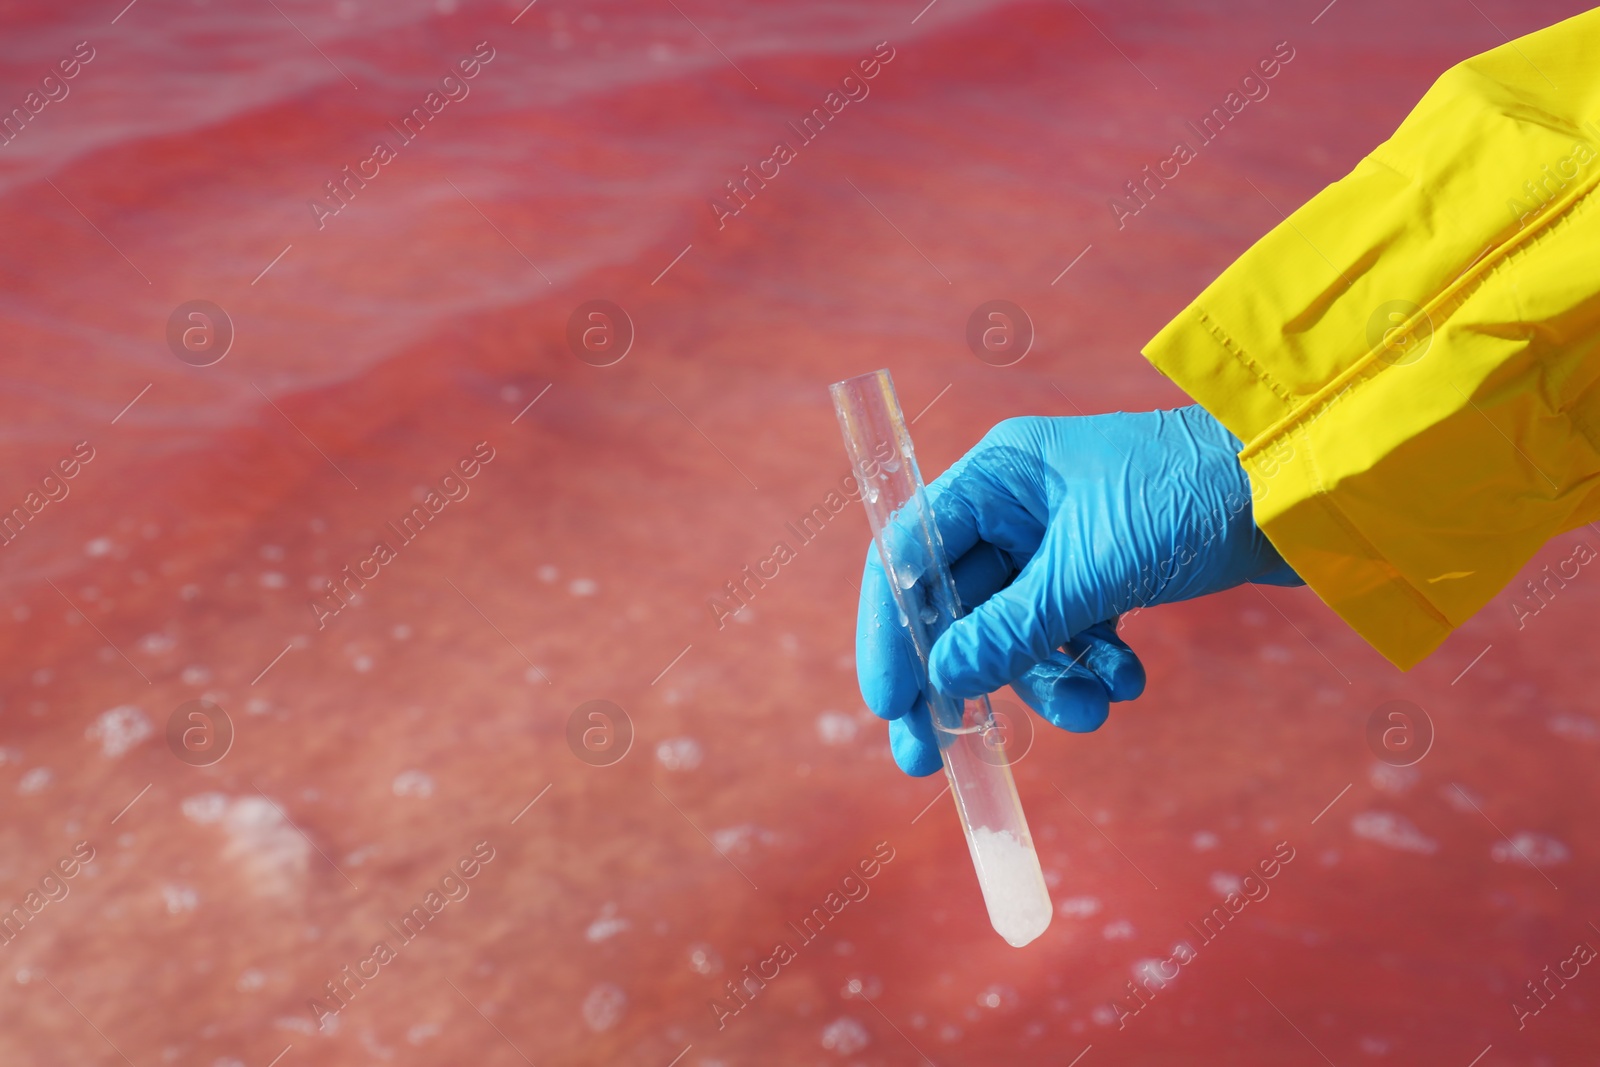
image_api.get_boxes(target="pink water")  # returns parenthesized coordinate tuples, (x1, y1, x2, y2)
(2, 1, 1597, 1064)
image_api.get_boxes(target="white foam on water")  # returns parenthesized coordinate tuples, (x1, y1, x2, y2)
(1350, 811, 1438, 855)
(815, 712, 858, 746)
(585, 902, 631, 943)
(85, 705, 152, 759)
(655, 736, 704, 769)
(821, 1016, 870, 1055)
(1368, 762, 1419, 795)
(966, 826, 1052, 947)
(582, 982, 627, 1032)
(1056, 894, 1101, 918)
(1491, 831, 1570, 867)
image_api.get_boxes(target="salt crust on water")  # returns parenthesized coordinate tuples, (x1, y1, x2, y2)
(966, 827, 1052, 947)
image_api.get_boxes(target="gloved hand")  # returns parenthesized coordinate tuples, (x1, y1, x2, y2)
(856, 405, 1302, 776)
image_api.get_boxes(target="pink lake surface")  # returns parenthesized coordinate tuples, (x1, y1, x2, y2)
(0, 1, 1597, 1064)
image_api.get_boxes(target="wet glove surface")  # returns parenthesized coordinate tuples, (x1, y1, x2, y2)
(856, 405, 1301, 776)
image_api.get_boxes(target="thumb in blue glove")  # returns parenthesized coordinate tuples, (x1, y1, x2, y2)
(856, 405, 1301, 776)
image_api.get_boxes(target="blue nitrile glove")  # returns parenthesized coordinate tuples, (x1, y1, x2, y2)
(856, 405, 1302, 777)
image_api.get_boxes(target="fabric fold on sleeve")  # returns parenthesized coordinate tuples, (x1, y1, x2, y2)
(1143, 8, 1600, 669)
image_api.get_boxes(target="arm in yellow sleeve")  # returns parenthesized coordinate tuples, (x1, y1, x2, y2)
(1143, 8, 1600, 669)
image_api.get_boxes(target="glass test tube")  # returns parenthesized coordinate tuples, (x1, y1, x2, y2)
(830, 369, 1053, 948)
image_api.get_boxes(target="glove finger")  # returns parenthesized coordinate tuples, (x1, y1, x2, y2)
(858, 538, 1016, 724)
(1011, 654, 1111, 733)
(856, 542, 921, 722)
(888, 700, 942, 777)
(929, 521, 1097, 698)
(1067, 620, 1146, 702)
(950, 539, 1014, 612)
(1008, 621, 1147, 732)
(877, 433, 1050, 597)
(924, 436, 1050, 573)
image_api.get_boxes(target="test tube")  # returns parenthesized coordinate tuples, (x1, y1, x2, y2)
(831, 368, 1053, 948)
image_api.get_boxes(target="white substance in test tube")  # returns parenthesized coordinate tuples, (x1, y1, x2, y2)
(966, 826, 1053, 947)
(833, 370, 1052, 948)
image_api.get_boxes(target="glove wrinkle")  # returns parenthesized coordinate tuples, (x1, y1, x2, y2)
(855, 404, 1300, 776)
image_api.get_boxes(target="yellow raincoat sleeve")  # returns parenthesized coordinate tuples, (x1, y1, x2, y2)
(1142, 8, 1600, 670)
